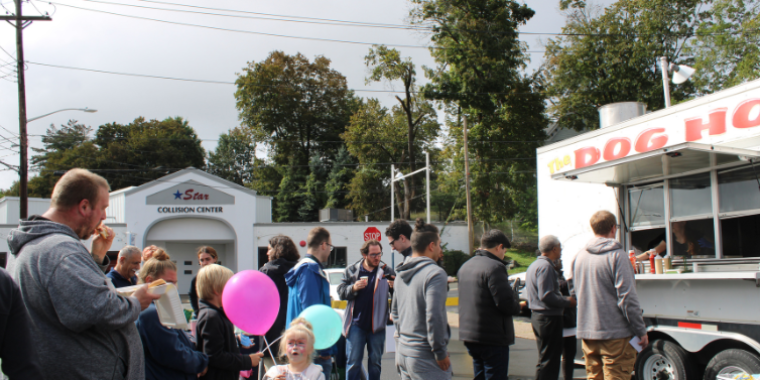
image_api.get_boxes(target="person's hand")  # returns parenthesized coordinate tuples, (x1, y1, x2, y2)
(639, 334, 649, 349)
(197, 366, 208, 377)
(436, 355, 451, 371)
(249, 352, 264, 367)
(132, 285, 161, 311)
(567, 296, 577, 308)
(319, 355, 331, 360)
(273, 374, 286, 380)
(237, 334, 253, 349)
(90, 225, 115, 262)
(519, 301, 528, 309)
(388, 280, 394, 289)
(352, 279, 367, 292)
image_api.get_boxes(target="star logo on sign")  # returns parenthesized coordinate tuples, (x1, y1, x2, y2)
(173, 190, 182, 199)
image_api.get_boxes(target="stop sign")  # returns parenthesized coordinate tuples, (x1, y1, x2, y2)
(364, 227, 382, 242)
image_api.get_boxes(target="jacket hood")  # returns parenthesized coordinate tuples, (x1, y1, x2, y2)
(7, 217, 79, 256)
(584, 237, 623, 255)
(260, 258, 297, 275)
(284, 257, 324, 287)
(396, 256, 437, 283)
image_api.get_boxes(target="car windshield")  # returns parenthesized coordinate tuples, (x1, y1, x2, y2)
(328, 272, 343, 285)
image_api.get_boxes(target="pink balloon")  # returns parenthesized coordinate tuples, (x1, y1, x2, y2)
(222, 270, 280, 335)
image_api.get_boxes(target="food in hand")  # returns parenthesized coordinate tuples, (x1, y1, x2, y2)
(95, 224, 109, 239)
(148, 279, 166, 288)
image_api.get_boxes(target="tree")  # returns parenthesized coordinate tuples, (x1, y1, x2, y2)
(410, 0, 547, 226)
(207, 127, 256, 186)
(275, 158, 307, 222)
(688, 0, 760, 92)
(357, 46, 440, 219)
(324, 146, 356, 209)
(31, 120, 93, 170)
(542, 1, 704, 131)
(342, 98, 439, 220)
(298, 155, 329, 222)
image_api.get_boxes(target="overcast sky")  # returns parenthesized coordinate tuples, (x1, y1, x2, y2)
(0, 0, 614, 190)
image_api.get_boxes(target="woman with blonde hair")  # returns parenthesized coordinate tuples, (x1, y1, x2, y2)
(135, 249, 209, 380)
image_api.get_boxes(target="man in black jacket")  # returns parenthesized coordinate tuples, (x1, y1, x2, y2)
(457, 229, 522, 380)
(0, 267, 43, 379)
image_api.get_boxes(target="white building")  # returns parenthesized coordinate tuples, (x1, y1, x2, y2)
(0, 167, 469, 294)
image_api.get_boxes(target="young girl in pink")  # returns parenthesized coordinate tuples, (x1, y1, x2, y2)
(263, 318, 324, 380)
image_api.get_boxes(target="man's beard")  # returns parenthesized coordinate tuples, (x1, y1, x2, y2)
(75, 221, 97, 240)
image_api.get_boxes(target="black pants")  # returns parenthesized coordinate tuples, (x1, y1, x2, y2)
(562, 335, 577, 380)
(531, 313, 564, 380)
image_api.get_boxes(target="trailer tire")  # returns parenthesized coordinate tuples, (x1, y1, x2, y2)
(635, 339, 697, 380)
(703, 349, 760, 380)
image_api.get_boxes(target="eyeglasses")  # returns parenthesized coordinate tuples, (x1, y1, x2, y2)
(388, 239, 396, 248)
(367, 253, 383, 258)
(326, 243, 334, 252)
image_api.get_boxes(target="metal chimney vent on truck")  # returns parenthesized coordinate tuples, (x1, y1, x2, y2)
(598, 102, 647, 129)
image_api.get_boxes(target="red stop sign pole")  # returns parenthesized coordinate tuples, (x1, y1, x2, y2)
(364, 227, 381, 241)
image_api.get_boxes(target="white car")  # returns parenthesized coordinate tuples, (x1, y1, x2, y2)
(324, 268, 345, 302)
(508, 271, 529, 316)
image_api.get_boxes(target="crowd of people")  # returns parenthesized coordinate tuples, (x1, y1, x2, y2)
(0, 168, 649, 380)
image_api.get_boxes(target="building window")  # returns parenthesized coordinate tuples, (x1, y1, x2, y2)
(184, 261, 192, 265)
(326, 247, 347, 268)
(0, 252, 6, 268)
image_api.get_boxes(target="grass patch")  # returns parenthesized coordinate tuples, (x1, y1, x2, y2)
(506, 248, 538, 275)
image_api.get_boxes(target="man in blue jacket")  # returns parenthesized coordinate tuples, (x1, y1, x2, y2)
(285, 226, 335, 379)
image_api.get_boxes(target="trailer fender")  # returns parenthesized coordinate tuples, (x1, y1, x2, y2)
(649, 326, 760, 355)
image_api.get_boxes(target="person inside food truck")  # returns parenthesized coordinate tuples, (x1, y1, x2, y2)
(635, 221, 714, 261)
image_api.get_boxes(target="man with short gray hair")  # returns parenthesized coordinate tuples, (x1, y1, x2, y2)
(525, 235, 576, 380)
(107, 245, 142, 288)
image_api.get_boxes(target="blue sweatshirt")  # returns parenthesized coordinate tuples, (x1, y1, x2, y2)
(285, 254, 335, 357)
(136, 303, 208, 380)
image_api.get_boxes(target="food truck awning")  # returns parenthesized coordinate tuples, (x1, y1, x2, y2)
(551, 142, 760, 185)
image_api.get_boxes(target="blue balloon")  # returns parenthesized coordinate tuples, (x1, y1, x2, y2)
(299, 305, 342, 350)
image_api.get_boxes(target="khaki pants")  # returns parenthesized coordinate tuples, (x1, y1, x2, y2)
(582, 337, 637, 380)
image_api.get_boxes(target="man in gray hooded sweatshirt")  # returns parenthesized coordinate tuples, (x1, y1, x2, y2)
(391, 218, 450, 380)
(8, 168, 160, 380)
(574, 210, 648, 380)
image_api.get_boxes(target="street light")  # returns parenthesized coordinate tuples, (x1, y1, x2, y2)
(27, 107, 97, 122)
(659, 57, 696, 108)
(19, 107, 98, 219)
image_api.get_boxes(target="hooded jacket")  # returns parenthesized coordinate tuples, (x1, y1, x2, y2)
(7, 217, 144, 380)
(457, 250, 521, 346)
(337, 259, 394, 336)
(259, 258, 297, 355)
(285, 255, 334, 357)
(390, 256, 449, 361)
(573, 237, 647, 340)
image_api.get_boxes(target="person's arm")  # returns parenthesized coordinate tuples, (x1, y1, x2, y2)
(336, 267, 356, 301)
(536, 265, 572, 308)
(613, 252, 647, 338)
(424, 270, 449, 361)
(46, 248, 141, 332)
(199, 313, 253, 372)
(139, 308, 208, 374)
(390, 282, 399, 330)
(297, 267, 332, 357)
(487, 266, 521, 316)
(189, 277, 199, 316)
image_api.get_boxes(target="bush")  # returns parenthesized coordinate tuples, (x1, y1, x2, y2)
(441, 249, 470, 277)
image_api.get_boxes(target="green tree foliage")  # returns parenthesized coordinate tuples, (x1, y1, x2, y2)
(543, 1, 704, 131)
(298, 155, 329, 222)
(324, 147, 356, 209)
(275, 159, 307, 222)
(411, 0, 547, 226)
(689, 0, 760, 92)
(207, 127, 257, 186)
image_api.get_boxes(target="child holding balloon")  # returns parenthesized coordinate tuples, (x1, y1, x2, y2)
(195, 264, 264, 380)
(263, 318, 325, 380)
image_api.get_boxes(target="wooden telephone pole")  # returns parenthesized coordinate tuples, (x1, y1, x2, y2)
(463, 115, 475, 255)
(1, 1, 51, 219)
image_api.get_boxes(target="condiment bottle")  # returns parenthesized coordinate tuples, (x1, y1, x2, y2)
(629, 250, 637, 274)
(654, 256, 664, 274)
(649, 252, 656, 274)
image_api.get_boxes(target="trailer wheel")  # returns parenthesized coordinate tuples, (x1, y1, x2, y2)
(703, 349, 760, 380)
(636, 339, 697, 380)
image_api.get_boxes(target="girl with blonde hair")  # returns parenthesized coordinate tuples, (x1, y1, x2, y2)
(263, 318, 324, 380)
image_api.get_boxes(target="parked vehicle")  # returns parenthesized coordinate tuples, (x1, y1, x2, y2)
(324, 268, 344, 302)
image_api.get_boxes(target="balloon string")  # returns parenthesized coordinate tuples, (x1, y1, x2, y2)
(262, 336, 280, 367)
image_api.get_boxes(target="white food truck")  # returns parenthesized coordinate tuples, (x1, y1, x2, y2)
(537, 78, 760, 380)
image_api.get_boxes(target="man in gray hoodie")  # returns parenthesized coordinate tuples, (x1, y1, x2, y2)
(391, 219, 450, 380)
(574, 210, 648, 380)
(8, 168, 160, 380)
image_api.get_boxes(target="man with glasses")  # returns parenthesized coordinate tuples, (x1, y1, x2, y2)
(285, 226, 336, 379)
(386, 219, 413, 270)
(338, 240, 395, 380)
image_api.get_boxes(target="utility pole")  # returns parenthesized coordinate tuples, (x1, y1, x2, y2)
(1, 2, 51, 219)
(462, 115, 475, 255)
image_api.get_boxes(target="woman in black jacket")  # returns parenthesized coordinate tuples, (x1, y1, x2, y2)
(258, 235, 300, 372)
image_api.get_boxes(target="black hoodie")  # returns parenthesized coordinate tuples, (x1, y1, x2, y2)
(259, 258, 297, 355)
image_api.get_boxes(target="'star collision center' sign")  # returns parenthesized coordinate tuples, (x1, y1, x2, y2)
(147, 180, 234, 214)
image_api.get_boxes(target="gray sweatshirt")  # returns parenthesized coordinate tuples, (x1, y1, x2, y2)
(8, 217, 144, 380)
(573, 237, 647, 340)
(525, 256, 572, 315)
(390, 256, 449, 361)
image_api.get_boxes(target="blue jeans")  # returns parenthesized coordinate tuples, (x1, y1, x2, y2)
(314, 355, 332, 380)
(346, 326, 385, 380)
(464, 342, 510, 380)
